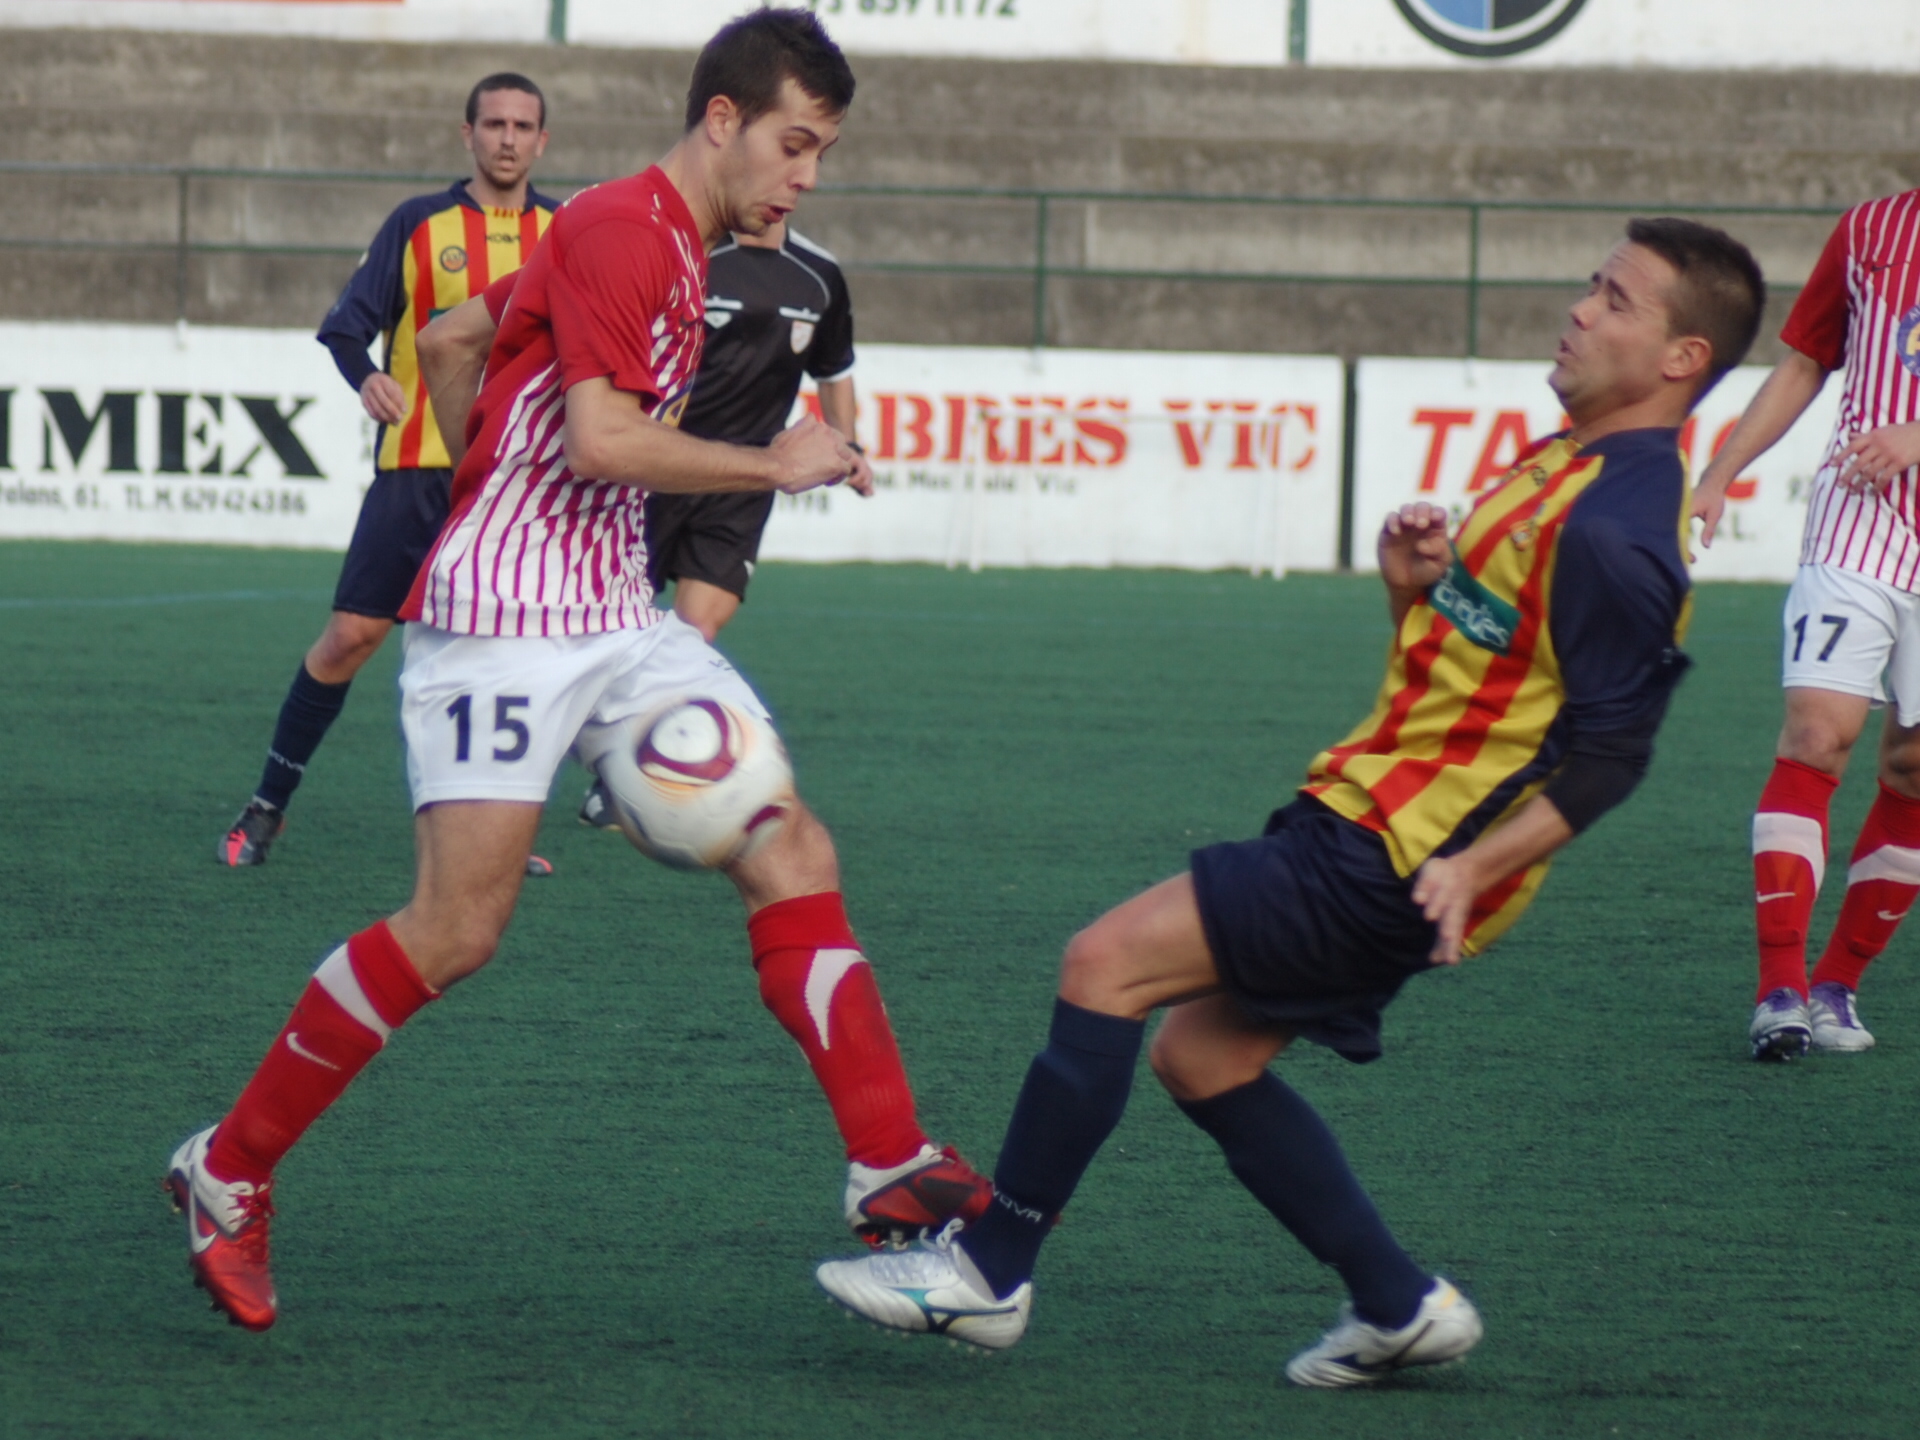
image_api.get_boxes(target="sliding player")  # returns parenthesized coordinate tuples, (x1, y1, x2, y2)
(166, 11, 986, 1334)
(819, 220, 1762, 1386)
(1693, 188, 1920, 1060)
(219, 74, 557, 873)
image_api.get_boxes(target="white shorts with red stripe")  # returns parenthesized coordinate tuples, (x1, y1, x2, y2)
(398, 614, 772, 808)
(1781, 563, 1920, 727)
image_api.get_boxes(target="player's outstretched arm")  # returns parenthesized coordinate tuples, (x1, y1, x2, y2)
(418, 295, 499, 467)
(1411, 796, 1575, 965)
(1378, 502, 1452, 627)
(1692, 349, 1828, 546)
(564, 376, 854, 494)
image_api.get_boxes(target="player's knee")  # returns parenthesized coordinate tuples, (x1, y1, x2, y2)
(1147, 1020, 1270, 1102)
(1058, 925, 1127, 1010)
(1777, 719, 1851, 773)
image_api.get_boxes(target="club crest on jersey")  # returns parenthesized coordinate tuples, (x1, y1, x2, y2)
(1899, 304, 1920, 378)
(789, 319, 815, 353)
(1508, 518, 1540, 551)
(439, 245, 468, 274)
(1428, 555, 1520, 655)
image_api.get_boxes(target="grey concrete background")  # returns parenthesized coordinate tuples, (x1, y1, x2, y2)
(2, 26, 1914, 359)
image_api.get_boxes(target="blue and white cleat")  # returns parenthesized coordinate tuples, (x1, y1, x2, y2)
(1285, 1279, 1483, 1388)
(1808, 980, 1875, 1052)
(815, 1222, 1031, 1351)
(1750, 987, 1813, 1061)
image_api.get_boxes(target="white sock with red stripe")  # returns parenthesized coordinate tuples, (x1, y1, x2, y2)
(1811, 781, 1920, 992)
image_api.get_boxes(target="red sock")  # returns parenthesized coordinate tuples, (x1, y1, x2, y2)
(749, 892, 927, 1168)
(1810, 781, 1920, 992)
(1751, 758, 1838, 1001)
(206, 922, 437, 1184)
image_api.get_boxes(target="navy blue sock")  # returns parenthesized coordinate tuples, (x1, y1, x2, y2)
(1175, 1072, 1430, 1330)
(256, 665, 351, 811)
(960, 998, 1144, 1300)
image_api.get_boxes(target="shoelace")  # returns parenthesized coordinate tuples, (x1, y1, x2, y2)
(231, 1186, 276, 1264)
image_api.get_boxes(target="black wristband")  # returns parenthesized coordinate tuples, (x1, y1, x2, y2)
(846, 441, 865, 454)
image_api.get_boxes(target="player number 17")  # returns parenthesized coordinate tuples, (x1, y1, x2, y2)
(1790, 613, 1849, 663)
(446, 694, 532, 762)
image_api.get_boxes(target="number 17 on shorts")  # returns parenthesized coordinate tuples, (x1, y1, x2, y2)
(1781, 563, 1920, 724)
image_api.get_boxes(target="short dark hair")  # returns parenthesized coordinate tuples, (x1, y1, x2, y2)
(1626, 216, 1766, 395)
(467, 72, 546, 130)
(683, 8, 855, 133)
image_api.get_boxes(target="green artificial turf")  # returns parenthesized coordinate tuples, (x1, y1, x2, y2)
(2, 541, 1916, 1439)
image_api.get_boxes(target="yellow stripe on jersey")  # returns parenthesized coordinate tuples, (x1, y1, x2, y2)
(381, 202, 553, 471)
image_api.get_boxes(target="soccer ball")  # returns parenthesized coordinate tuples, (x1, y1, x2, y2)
(592, 698, 795, 870)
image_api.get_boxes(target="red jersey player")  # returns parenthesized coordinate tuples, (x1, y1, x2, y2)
(1694, 188, 1920, 1061)
(163, 10, 987, 1333)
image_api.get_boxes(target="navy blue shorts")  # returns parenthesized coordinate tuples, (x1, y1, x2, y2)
(331, 468, 453, 620)
(1189, 797, 1440, 1063)
(644, 490, 777, 600)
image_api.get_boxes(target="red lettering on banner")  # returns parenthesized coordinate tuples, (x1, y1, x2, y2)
(1074, 399, 1127, 466)
(875, 394, 936, 461)
(1292, 404, 1318, 472)
(1166, 400, 1211, 468)
(1466, 410, 1532, 492)
(1412, 409, 1475, 492)
(942, 396, 968, 462)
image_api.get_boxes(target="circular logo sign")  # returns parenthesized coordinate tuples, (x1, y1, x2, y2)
(439, 245, 468, 274)
(1392, 0, 1588, 59)
(1898, 304, 1920, 379)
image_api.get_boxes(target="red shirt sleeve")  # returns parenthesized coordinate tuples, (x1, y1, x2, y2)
(548, 215, 674, 404)
(481, 271, 517, 323)
(1781, 213, 1853, 371)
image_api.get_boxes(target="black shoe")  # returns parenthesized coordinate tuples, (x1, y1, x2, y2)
(578, 779, 621, 831)
(218, 800, 285, 867)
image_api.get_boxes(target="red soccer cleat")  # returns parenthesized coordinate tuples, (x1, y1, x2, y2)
(164, 1127, 278, 1331)
(844, 1143, 994, 1247)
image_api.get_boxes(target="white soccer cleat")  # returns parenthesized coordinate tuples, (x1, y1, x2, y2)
(1284, 1279, 1483, 1388)
(1749, 987, 1813, 1062)
(1808, 981, 1876, 1052)
(816, 1223, 1031, 1351)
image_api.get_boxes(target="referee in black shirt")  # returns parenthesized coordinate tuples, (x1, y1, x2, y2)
(647, 220, 872, 640)
(577, 221, 871, 828)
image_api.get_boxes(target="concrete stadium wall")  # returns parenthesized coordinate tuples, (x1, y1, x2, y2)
(3, 27, 1918, 361)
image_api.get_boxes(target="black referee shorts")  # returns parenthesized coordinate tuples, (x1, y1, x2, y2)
(331, 467, 453, 620)
(644, 491, 778, 601)
(1189, 797, 1440, 1064)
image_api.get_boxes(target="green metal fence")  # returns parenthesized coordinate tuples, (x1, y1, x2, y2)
(0, 160, 1842, 354)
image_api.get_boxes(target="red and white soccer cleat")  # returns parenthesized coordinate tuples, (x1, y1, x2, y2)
(845, 1143, 993, 1247)
(164, 1127, 278, 1331)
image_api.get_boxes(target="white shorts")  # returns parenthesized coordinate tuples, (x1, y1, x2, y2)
(398, 616, 773, 809)
(1781, 563, 1920, 726)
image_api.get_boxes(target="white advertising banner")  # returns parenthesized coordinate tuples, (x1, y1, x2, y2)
(0, 0, 548, 44)
(0, 322, 372, 550)
(765, 343, 1345, 573)
(3, 0, 1908, 73)
(1349, 357, 1842, 580)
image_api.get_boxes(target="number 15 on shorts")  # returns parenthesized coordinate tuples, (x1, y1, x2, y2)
(446, 694, 532, 762)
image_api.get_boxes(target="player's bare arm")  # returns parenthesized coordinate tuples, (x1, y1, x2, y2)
(563, 375, 853, 494)
(816, 376, 874, 495)
(1378, 502, 1452, 626)
(1411, 798, 1576, 965)
(1692, 349, 1827, 544)
(417, 294, 496, 466)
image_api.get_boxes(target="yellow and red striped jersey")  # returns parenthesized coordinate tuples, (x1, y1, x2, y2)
(1305, 428, 1693, 956)
(318, 180, 556, 471)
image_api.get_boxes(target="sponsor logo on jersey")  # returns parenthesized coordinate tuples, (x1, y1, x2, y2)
(439, 245, 468, 274)
(1392, 0, 1588, 59)
(1428, 553, 1520, 654)
(1898, 304, 1920, 379)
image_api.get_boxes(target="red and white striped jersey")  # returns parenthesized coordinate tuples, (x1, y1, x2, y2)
(401, 167, 708, 636)
(1789, 189, 1920, 590)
